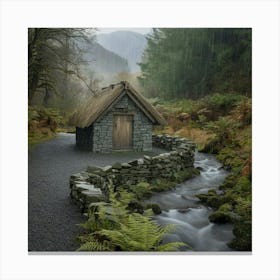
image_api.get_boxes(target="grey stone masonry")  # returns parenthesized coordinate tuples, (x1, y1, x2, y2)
(89, 94, 152, 152)
(70, 134, 196, 213)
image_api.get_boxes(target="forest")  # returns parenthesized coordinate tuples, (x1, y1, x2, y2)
(28, 28, 252, 252)
(139, 28, 251, 99)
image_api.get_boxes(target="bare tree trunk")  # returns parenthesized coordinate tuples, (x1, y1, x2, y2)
(62, 34, 69, 100)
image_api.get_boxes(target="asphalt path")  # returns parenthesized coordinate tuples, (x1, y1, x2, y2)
(28, 133, 165, 252)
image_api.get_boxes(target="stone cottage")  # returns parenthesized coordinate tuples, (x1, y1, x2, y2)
(70, 81, 166, 152)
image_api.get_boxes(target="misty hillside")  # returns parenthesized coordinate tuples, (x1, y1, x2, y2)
(97, 31, 147, 73)
(84, 41, 129, 75)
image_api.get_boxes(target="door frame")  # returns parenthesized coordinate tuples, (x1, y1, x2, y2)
(112, 112, 134, 150)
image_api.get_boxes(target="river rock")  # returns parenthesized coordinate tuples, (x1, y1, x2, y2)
(112, 162, 122, 169)
(87, 166, 103, 173)
(208, 210, 233, 223)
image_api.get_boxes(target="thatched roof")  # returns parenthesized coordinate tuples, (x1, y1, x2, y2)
(69, 81, 166, 128)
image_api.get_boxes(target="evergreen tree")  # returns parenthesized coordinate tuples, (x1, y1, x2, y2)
(139, 28, 251, 99)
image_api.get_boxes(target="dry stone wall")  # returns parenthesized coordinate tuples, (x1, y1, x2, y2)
(70, 134, 196, 213)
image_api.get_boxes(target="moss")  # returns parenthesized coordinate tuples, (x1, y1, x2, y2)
(235, 176, 251, 193)
(206, 195, 226, 208)
(195, 194, 209, 204)
(217, 147, 244, 172)
(209, 211, 233, 223)
(196, 193, 225, 208)
(28, 106, 63, 147)
(219, 174, 238, 190)
(132, 182, 153, 200)
(150, 179, 176, 192)
(145, 203, 162, 215)
(223, 191, 239, 206)
(28, 131, 56, 146)
(196, 191, 236, 209)
(218, 203, 232, 212)
(208, 189, 217, 196)
(174, 168, 195, 182)
(127, 200, 144, 214)
(155, 97, 252, 251)
(228, 220, 252, 251)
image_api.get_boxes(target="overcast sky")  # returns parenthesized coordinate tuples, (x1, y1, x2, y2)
(97, 28, 151, 34)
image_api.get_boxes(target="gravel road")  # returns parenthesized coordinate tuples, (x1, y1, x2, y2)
(28, 133, 165, 252)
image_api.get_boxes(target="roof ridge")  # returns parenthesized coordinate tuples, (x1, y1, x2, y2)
(69, 81, 166, 128)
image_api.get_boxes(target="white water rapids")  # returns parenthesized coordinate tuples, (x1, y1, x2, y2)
(145, 152, 235, 251)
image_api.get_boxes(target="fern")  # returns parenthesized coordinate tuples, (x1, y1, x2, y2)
(78, 183, 190, 252)
(78, 239, 112, 251)
(99, 211, 187, 251)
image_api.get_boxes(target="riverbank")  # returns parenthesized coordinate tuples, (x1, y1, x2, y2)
(152, 94, 252, 251)
(144, 152, 234, 251)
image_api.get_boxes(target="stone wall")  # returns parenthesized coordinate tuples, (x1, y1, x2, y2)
(70, 134, 196, 213)
(76, 124, 93, 150)
(92, 94, 153, 152)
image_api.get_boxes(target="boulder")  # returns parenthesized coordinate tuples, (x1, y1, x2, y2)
(208, 210, 233, 223)
(145, 203, 162, 215)
(87, 166, 103, 173)
(127, 200, 144, 214)
(112, 162, 122, 169)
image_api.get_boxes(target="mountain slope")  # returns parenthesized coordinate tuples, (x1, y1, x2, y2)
(83, 41, 129, 75)
(97, 31, 147, 73)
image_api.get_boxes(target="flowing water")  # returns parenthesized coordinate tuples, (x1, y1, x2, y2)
(145, 152, 235, 252)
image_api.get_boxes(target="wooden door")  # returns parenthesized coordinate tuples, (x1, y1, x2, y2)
(113, 114, 133, 150)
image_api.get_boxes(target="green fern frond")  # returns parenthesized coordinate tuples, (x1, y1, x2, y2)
(157, 242, 190, 251)
(78, 240, 112, 251)
(99, 212, 189, 251)
(78, 182, 191, 252)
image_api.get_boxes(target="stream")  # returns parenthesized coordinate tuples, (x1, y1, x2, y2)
(145, 152, 235, 251)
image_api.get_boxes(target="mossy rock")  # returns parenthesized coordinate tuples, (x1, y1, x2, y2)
(219, 174, 238, 190)
(218, 203, 233, 212)
(112, 162, 122, 170)
(196, 191, 234, 209)
(174, 168, 194, 182)
(223, 192, 238, 206)
(228, 220, 252, 251)
(127, 200, 144, 214)
(235, 176, 251, 192)
(209, 210, 233, 223)
(145, 203, 162, 215)
(136, 182, 150, 188)
(195, 194, 209, 203)
(208, 189, 217, 196)
(150, 179, 176, 192)
(206, 195, 226, 208)
(192, 167, 201, 176)
(217, 147, 244, 172)
(132, 182, 153, 200)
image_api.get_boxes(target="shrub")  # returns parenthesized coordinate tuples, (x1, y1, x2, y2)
(235, 176, 251, 193)
(203, 93, 245, 113)
(132, 182, 153, 200)
(232, 99, 252, 126)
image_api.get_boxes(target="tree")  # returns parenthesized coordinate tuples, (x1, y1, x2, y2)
(28, 28, 95, 106)
(139, 28, 251, 100)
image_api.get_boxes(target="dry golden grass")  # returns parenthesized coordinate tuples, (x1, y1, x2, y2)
(175, 127, 215, 146)
(154, 124, 215, 148)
